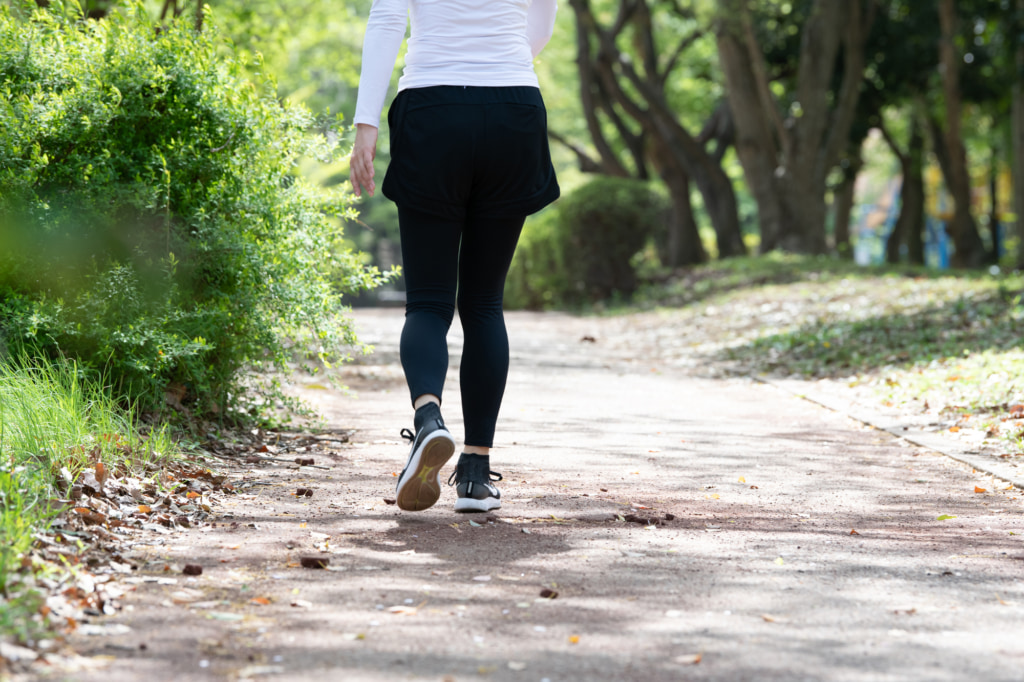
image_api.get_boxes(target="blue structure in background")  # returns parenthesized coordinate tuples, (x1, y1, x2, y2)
(854, 179, 951, 268)
(853, 177, 1015, 269)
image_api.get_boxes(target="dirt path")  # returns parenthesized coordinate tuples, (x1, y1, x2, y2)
(64, 308, 1024, 682)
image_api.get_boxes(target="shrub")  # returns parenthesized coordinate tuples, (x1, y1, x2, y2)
(0, 2, 390, 419)
(505, 176, 668, 308)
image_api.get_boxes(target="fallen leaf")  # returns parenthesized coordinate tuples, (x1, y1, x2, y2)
(186, 491, 201, 499)
(599, 488, 608, 492)
(738, 476, 746, 483)
(388, 605, 418, 615)
(94, 462, 108, 486)
(937, 515, 957, 521)
(949, 426, 960, 433)
(774, 557, 785, 566)
(137, 505, 152, 514)
(761, 614, 778, 623)
(850, 529, 860, 535)
(383, 498, 396, 505)
(250, 597, 272, 606)
(974, 486, 987, 493)
(568, 635, 580, 644)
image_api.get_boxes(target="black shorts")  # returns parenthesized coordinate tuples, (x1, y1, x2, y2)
(382, 85, 560, 220)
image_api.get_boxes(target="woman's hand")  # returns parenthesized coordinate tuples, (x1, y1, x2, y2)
(350, 123, 379, 198)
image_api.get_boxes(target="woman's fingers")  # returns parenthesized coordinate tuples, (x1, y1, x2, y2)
(350, 124, 379, 198)
(351, 150, 375, 197)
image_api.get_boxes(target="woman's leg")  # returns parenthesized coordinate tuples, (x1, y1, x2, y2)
(456, 212, 527, 449)
(397, 205, 463, 407)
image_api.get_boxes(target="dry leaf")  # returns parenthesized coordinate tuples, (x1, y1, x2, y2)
(388, 605, 418, 615)
(250, 597, 272, 606)
(568, 635, 580, 644)
(94, 462, 108, 485)
(850, 529, 860, 535)
(949, 426, 960, 433)
(738, 476, 746, 483)
(761, 614, 778, 622)
(975, 486, 987, 493)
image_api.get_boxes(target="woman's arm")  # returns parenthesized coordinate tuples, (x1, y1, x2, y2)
(353, 0, 409, 127)
(351, 0, 409, 197)
(526, 0, 557, 58)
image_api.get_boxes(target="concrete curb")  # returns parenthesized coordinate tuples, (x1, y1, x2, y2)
(759, 377, 1024, 491)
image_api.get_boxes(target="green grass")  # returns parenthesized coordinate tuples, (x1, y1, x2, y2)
(0, 358, 176, 643)
(629, 255, 1024, 454)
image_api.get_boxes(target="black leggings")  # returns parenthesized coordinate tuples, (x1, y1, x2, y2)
(398, 205, 525, 448)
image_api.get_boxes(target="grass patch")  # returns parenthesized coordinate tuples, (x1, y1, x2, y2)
(0, 359, 176, 644)
(628, 255, 1024, 454)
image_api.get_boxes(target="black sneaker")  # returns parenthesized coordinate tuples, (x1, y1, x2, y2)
(395, 411, 456, 512)
(448, 456, 502, 513)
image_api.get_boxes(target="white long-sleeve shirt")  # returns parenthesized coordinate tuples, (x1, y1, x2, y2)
(353, 0, 557, 127)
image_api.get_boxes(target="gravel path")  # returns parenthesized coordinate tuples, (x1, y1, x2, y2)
(65, 308, 1024, 682)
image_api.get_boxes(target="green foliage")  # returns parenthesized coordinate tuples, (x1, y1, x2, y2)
(0, 356, 175, 641)
(0, 2, 391, 419)
(505, 208, 569, 310)
(505, 175, 668, 308)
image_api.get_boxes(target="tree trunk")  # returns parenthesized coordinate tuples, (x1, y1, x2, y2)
(833, 152, 862, 259)
(905, 120, 926, 265)
(648, 139, 706, 266)
(1014, 0, 1024, 268)
(575, 0, 745, 260)
(881, 116, 925, 265)
(937, 0, 987, 267)
(715, 0, 873, 255)
(989, 147, 1001, 264)
(648, 113, 745, 259)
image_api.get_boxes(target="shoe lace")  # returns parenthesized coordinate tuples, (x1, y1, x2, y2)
(447, 467, 503, 486)
(400, 428, 415, 443)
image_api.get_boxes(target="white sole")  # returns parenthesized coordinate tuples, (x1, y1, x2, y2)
(454, 496, 501, 513)
(395, 430, 456, 512)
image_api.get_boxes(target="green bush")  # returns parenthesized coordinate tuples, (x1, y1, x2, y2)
(0, 2, 390, 419)
(505, 176, 668, 308)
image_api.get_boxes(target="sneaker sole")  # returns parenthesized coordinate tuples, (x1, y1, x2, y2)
(395, 431, 456, 512)
(454, 496, 501, 513)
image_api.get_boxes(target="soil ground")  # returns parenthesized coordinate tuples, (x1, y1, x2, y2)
(57, 308, 1024, 682)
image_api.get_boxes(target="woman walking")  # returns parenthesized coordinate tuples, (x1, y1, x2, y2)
(349, 0, 559, 513)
